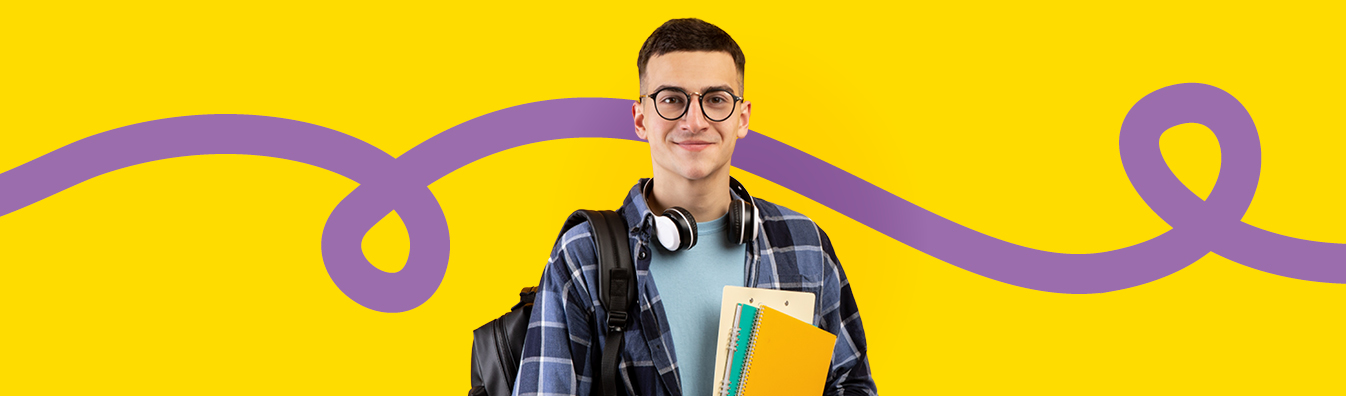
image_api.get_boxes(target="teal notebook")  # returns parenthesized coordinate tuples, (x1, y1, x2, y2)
(719, 303, 759, 396)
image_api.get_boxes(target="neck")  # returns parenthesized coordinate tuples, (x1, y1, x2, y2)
(646, 170, 732, 224)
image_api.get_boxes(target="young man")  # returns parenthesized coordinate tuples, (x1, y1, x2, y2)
(513, 19, 876, 396)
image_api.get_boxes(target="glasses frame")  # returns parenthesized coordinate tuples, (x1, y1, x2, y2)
(638, 87, 744, 122)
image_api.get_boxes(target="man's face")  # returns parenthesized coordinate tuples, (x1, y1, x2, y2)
(633, 51, 750, 182)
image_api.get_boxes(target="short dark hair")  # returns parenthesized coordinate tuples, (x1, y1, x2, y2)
(637, 18, 746, 94)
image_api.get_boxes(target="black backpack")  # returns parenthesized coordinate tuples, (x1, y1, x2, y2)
(470, 210, 636, 396)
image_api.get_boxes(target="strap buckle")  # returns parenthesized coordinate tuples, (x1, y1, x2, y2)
(606, 311, 629, 332)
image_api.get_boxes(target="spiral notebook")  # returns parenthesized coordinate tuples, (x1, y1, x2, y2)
(711, 286, 816, 396)
(718, 303, 758, 396)
(720, 304, 837, 396)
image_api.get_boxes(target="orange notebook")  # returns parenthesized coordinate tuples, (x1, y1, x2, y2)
(737, 305, 838, 396)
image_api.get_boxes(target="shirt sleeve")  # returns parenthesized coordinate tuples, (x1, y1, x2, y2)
(817, 226, 879, 396)
(513, 224, 601, 396)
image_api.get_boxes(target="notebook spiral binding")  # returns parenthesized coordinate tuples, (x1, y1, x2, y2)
(736, 310, 767, 396)
(719, 324, 740, 396)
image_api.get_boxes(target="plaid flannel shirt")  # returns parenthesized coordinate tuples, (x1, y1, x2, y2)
(513, 179, 877, 396)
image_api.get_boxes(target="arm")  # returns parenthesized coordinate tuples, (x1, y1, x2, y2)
(513, 224, 601, 396)
(817, 226, 878, 396)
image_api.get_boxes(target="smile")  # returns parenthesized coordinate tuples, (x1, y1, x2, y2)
(675, 141, 714, 152)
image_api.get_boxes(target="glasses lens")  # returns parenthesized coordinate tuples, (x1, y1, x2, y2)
(653, 89, 689, 120)
(701, 90, 737, 121)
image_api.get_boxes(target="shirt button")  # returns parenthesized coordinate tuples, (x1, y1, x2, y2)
(639, 251, 647, 259)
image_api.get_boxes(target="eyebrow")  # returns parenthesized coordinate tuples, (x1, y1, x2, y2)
(652, 84, 738, 95)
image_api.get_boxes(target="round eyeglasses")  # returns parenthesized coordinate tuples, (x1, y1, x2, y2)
(638, 87, 743, 122)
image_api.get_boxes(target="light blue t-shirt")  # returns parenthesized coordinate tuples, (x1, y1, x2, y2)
(648, 214, 746, 396)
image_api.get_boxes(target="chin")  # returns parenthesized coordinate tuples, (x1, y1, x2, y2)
(675, 164, 719, 181)
(657, 155, 724, 181)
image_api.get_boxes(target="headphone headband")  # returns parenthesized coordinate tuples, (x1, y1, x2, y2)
(728, 177, 754, 203)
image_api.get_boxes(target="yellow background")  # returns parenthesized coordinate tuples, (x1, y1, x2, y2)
(3, 2, 1343, 394)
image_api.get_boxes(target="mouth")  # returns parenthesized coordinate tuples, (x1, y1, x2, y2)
(675, 141, 715, 152)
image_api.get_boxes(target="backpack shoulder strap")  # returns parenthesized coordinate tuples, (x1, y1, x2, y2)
(559, 209, 634, 395)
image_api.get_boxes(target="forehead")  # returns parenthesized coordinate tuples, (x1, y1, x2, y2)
(644, 51, 739, 92)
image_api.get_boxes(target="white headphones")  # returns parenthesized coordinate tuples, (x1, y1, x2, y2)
(645, 177, 760, 252)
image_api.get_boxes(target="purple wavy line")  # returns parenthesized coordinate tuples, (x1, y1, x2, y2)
(1, 83, 1341, 312)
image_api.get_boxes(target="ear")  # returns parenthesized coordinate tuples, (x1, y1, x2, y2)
(735, 100, 751, 139)
(633, 100, 650, 140)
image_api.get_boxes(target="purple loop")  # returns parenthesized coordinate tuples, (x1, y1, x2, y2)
(1, 83, 1342, 313)
(1120, 83, 1261, 230)
(322, 183, 448, 312)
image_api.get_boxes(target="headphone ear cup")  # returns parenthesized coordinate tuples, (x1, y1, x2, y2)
(749, 199, 760, 243)
(727, 200, 746, 245)
(663, 207, 697, 250)
(653, 216, 680, 252)
(738, 199, 758, 245)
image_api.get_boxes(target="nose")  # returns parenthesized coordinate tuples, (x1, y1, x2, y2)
(680, 95, 711, 131)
